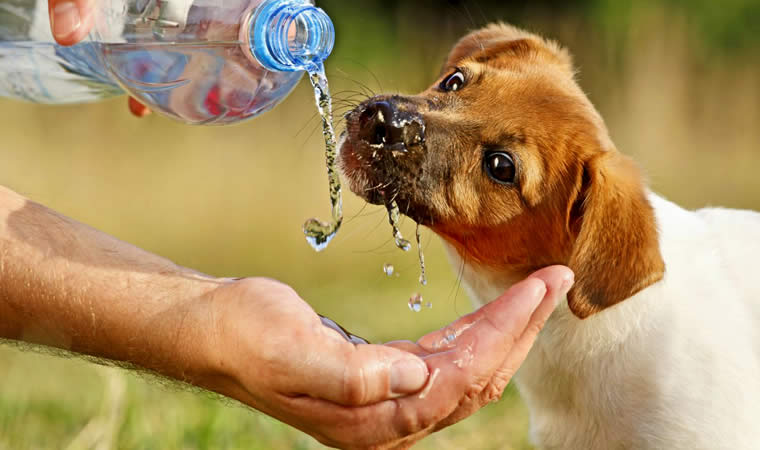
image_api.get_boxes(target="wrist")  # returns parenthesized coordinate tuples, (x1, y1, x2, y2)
(108, 271, 226, 385)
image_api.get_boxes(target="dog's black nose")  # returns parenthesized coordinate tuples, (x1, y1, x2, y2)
(358, 100, 424, 151)
(359, 101, 404, 149)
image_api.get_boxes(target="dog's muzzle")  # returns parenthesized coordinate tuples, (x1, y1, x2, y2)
(357, 99, 426, 153)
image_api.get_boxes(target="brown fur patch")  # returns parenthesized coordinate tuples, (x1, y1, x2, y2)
(443, 23, 573, 74)
(566, 153, 665, 318)
(340, 23, 665, 318)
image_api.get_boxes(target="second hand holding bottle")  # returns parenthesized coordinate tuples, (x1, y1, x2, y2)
(0, 0, 335, 125)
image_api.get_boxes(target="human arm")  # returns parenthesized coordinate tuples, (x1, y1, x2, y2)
(0, 184, 223, 379)
(0, 184, 572, 448)
(0, 183, 432, 402)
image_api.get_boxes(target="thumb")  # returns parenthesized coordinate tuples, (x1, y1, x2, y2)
(292, 338, 430, 407)
(49, 0, 94, 46)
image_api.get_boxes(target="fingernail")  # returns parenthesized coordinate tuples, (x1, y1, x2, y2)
(390, 358, 429, 395)
(128, 97, 152, 118)
(561, 272, 575, 294)
(534, 280, 548, 300)
(51, 1, 81, 40)
(558, 271, 575, 305)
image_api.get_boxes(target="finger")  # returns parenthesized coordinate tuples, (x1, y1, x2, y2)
(418, 275, 549, 353)
(382, 277, 550, 436)
(128, 97, 152, 118)
(49, 0, 94, 46)
(435, 266, 574, 429)
(269, 272, 570, 449)
(497, 266, 574, 384)
(270, 394, 402, 449)
(384, 340, 428, 356)
(288, 332, 430, 407)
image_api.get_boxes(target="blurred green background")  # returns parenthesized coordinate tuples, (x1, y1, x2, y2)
(1, 0, 758, 448)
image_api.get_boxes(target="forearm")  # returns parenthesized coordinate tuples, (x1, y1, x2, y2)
(0, 185, 218, 381)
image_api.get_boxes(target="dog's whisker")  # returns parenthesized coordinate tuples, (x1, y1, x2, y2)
(465, 0, 489, 25)
(331, 89, 372, 101)
(365, 179, 395, 193)
(344, 202, 384, 224)
(334, 61, 382, 94)
(295, 113, 321, 138)
(331, 97, 365, 106)
(448, 241, 468, 319)
(459, 1, 481, 30)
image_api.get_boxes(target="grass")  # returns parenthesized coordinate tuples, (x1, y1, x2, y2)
(0, 3, 758, 449)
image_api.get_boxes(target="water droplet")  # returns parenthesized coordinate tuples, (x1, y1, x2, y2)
(408, 293, 423, 312)
(303, 66, 343, 252)
(383, 263, 395, 277)
(304, 219, 338, 252)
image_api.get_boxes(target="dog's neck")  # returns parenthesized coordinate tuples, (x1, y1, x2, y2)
(440, 191, 675, 363)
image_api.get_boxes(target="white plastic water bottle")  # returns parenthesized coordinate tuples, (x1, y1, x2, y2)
(0, 0, 334, 125)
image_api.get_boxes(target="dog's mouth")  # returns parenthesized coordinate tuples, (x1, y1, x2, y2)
(339, 98, 434, 224)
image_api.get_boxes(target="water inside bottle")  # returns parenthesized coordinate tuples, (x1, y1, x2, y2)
(101, 41, 303, 125)
(303, 65, 343, 251)
(0, 40, 305, 122)
(0, 42, 121, 103)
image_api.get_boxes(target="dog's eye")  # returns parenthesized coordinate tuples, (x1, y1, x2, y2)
(440, 70, 465, 92)
(484, 152, 516, 184)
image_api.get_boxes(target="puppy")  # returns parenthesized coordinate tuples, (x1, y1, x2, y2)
(339, 23, 760, 449)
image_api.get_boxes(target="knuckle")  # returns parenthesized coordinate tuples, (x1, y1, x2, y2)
(462, 384, 482, 405)
(235, 277, 296, 298)
(416, 411, 438, 433)
(478, 367, 514, 404)
(395, 400, 425, 435)
(342, 360, 368, 406)
(482, 382, 507, 403)
(316, 411, 371, 448)
(526, 318, 548, 339)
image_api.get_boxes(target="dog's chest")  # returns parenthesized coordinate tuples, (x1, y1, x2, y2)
(441, 194, 760, 449)
(513, 309, 668, 450)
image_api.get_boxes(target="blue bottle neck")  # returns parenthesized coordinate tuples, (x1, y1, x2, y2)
(248, 0, 335, 73)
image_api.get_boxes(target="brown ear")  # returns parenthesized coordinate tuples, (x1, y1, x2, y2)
(443, 23, 573, 74)
(566, 152, 665, 319)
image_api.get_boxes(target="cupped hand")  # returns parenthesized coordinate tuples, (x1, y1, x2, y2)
(195, 266, 573, 449)
(49, 0, 151, 117)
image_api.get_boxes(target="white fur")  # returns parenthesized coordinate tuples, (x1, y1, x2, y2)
(445, 193, 760, 450)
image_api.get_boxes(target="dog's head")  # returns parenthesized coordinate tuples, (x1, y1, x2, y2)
(339, 24, 665, 319)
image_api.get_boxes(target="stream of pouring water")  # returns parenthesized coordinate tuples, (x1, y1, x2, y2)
(387, 202, 430, 311)
(416, 223, 427, 286)
(303, 65, 343, 252)
(387, 200, 411, 252)
(300, 66, 429, 301)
